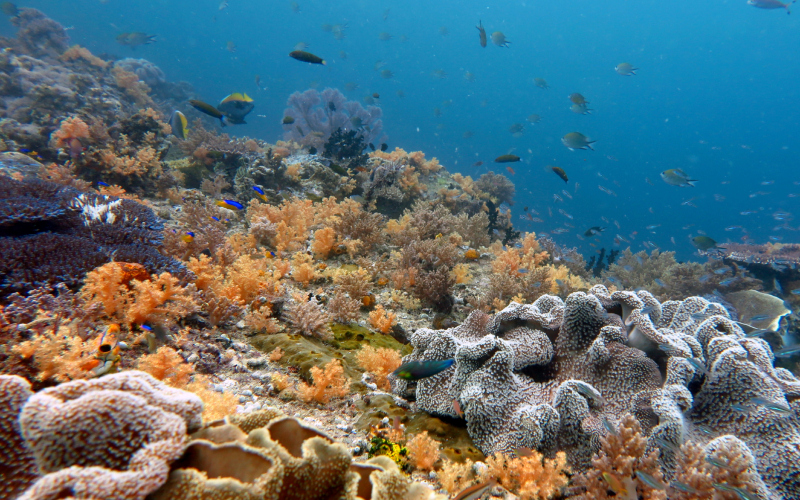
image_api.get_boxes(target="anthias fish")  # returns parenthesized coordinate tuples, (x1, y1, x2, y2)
(290, 50, 326, 65)
(392, 359, 455, 380)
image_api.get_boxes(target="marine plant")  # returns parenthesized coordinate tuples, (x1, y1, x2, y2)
(297, 358, 350, 404)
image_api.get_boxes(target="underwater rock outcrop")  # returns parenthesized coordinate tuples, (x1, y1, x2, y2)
(393, 285, 800, 499)
(0, 176, 190, 296)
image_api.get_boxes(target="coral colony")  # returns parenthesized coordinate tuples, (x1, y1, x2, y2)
(1, 7, 799, 500)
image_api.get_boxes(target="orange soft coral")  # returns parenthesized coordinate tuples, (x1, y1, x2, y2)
(52, 116, 90, 148)
(12, 327, 108, 383)
(136, 346, 194, 388)
(355, 345, 402, 391)
(368, 304, 397, 334)
(297, 359, 350, 404)
(311, 227, 337, 258)
(406, 431, 441, 471)
(479, 451, 569, 500)
(573, 414, 667, 500)
(60, 45, 108, 68)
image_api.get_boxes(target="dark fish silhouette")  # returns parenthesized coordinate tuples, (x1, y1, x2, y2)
(392, 359, 455, 380)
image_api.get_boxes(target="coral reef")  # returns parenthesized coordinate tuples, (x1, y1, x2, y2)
(0, 176, 188, 296)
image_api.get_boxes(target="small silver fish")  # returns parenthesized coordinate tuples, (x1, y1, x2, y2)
(671, 480, 701, 494)
(653, 436, 681, 455)
(602, 417, 617, 435)
(686, 357, 708, 375)
(749, 397, 792, 416)
(635, 470, 666, 490)
(573, 383, 607, 406)
(706, 455, 735, 471)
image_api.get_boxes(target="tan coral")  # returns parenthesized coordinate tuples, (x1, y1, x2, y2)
(297, 359, 350, 404)
(0, 375, 38, 499)
(18, 371, 202, 500)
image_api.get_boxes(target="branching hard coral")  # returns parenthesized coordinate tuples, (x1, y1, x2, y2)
(368, 305, 397, 334)
(670, 441, 714, 500)
(478, 451, 569, 500)
(356, 345, 402, 391)
(573, 414, 666, 500)
(136, 346, 194, 388)
(283, 293, 331, 340)
(405, 431, 441, 471)
(297, 359, 351, 404)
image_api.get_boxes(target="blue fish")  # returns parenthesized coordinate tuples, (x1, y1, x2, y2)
(216, 199, 244, 210)
(719, 277, 737, 286)
(392, 359, 455, 380)
(252, 185, 268, 202)
(635, 470, 666, 490)
(211, 216, 222, 222)
(97, 181, 110, 187)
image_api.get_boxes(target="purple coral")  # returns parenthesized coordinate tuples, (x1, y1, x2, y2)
(283, 88, 384, 150)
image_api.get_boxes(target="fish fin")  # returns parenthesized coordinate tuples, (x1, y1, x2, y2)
(687, 180, 698, 186)
(220, 116, 227, 127)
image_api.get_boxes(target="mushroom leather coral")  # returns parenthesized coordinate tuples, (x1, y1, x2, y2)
(153, 414, 444, 500)
(393, 285, 800, 499)
(17, 371, 203, 500)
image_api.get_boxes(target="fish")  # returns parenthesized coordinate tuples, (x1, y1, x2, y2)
(1, 2, 17, 16)
(602, 473, 627, 496)
(602, 417, 617, 435)
(289, 50, 326, 65)
(216, 199, 244, 210)
(453, 399, 464, 418)
(452, 479, 497, 500)
(380, 143, 388, 152)
(189, 99, 226, 127)
(791, 288, 800, 295)
(495, 154, 520, 163)
(654, 278, 666, 287)
(282, 116, 295, 125)
(181, 231, 195, 243)
(670, 481, 701, 494)
(115, 32, 157, 47)
(749, 397, 792, 416)
(570, 103, 592, 114)
(686, 357, 708, 375)
(527, 113, 542, 123)
(226, 40, 236, 53)
(691, 235, 719, 251)
(534, 78, 549, 89)
(392, 359, 455, 380)
(515, 446, 535, 457)
(653, 436, 681, 454)
(218, 93, 254, 125)
(660, 169, 697, 187)
(551, 166, 569, 182)
(562, 132, 595, 150)
(748, 0, 793, 13)
(713, 483, 760, 500)
(219, 0, 228, 10)
(252, 186, 268, 202)
(615, 62, 638, 75)
(635, 471, 666, 490)
(506, 166, 516, 175)
(706, 456, 736, 471)
(598, 185, 617, 196)
(169, 111, 188, 139)
(573, 383, 607, 405)
(745, 328, 773, 338)
(490, 31, 510, 47)
(719, 277, 738, 286)
(569, 93, 589, 105)
(476, 20, 487, 48)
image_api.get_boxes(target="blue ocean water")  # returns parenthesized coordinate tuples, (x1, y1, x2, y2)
(9, 0, 800, 262)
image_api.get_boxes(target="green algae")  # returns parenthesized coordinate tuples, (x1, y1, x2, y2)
(250, 323, 410, 384)
(355, 394, 484, 464)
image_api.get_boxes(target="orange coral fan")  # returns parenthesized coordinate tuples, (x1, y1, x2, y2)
(479, 451, 569, 500)
(573, 414, 666, 500)
(368, 304, 397, 334)
(406, 431, 441, 471)
(355, 345, 402, 391)
(60, 45, 108, 68)
(311, 227, 337, 259)
(52, 116, 90, 148)
(297, 359, 351, 404)
(136, 346, 194, 388)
